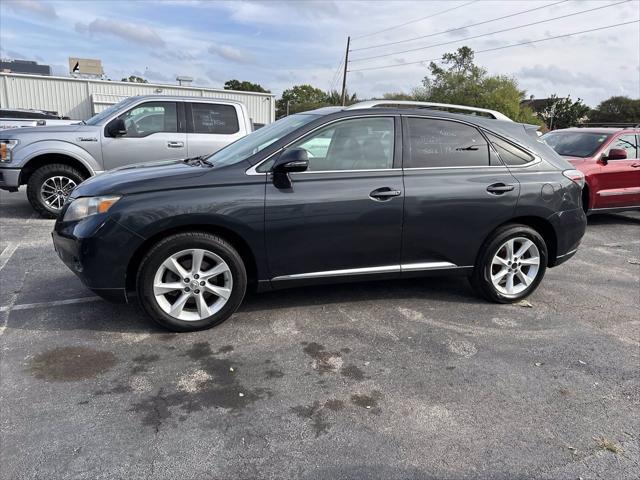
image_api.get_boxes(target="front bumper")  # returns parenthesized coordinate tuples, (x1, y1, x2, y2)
(0, 167, 20, 191)
(547, 207, 587, 267)
(52, 214, 145, 303)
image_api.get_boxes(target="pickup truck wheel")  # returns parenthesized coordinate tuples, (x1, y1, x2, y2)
(26, 164, 85, 218)
(136, 232, 247, 332)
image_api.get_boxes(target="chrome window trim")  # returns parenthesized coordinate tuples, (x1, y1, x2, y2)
(403, 165, 510, 172)
(246, 114, 398, 176)
(271, 261, 470, 281)
(292, 168, 402, 175)
(247, 113, 542, 175)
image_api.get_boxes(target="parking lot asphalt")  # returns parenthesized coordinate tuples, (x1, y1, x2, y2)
(0, 188, 638, 480)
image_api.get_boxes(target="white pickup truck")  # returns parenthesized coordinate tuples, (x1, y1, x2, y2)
(0, 96, 253, 217)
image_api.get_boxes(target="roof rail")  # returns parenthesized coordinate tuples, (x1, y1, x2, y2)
(577, 122, 640, 129)
(346, 100, 513, 122)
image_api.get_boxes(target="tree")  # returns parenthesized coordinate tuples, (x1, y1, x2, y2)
(325, 89, 357, 106)
(417, 46, 543, 125)
(538, 95, 590, 130)
(224, 79, 270, 93)
(121, 75, 148, 83)
(589, 96, 640, 123)
(276, 84, 329, 118)
(381, 92, 415, 100)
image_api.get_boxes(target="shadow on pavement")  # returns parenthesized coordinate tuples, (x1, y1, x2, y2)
(587, 212, 640, 226)
(6, 276, 479, 334)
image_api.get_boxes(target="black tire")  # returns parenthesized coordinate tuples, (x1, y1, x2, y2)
(470, 224, 548, 303)
(136, 232, 247, 332)
(26, 163, 86, 218)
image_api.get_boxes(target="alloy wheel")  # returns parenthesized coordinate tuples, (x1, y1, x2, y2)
(490, 237, 540, 296)
(40, 175, 77, 210)
(153, 248, 233, 321)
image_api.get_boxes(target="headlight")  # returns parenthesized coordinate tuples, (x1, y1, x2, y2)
(63, 195, 121, 222)
(0, 139, 19, 162)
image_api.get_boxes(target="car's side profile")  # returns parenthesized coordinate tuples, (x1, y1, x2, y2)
(542, 126, 640, 214)
(52, 103, 587, 331)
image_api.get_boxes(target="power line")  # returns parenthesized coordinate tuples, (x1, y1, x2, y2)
(350, 0, 568, 52)
(350, 0, 631, 63)
(347, 20, 639, 72)
(328, 56, 344, 92)
(352, 0, 477, 40)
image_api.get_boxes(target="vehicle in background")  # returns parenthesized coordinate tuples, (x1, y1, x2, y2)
(0, 95, 253, 217)
(0, 108, 78, 130)
(52, 101, 586, 332)
(542, 125, 640, 214)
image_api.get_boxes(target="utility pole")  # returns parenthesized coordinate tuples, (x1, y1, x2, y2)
(340, 36, 351, 106)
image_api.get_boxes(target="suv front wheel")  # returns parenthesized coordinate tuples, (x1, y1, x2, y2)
(470, 224, 548, 303)
(136, 232, 247, 331)
(26, 164, 86, 218)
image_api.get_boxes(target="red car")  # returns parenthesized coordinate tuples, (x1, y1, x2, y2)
(542, 126, 640, 214)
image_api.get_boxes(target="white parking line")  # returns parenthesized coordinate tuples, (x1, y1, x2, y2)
(0, 296, 102, 313)
(0, 243, 18, 271)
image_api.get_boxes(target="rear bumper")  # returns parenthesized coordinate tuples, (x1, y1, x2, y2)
(0, 167, 20, 191)
(547, 207, 587, 267)
(52, 215, 144, 303)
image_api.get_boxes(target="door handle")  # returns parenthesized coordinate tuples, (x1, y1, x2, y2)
(486, 183, 515, 195)
(370, 187, 401, 201)
(167, 141, 184, 148)
(631, 163, 640, 168)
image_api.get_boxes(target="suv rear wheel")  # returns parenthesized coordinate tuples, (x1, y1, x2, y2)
(26, 164, 86, 218)
(470, 224, 548, 303)
(136, 232, 247, 331)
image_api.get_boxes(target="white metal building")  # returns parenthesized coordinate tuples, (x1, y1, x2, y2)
(0, 73, 276, 125)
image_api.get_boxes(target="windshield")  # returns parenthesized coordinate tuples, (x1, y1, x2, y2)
(207, 113, 320, 167)
(84, 98, 138, 126)
(542, 131, 611, 158)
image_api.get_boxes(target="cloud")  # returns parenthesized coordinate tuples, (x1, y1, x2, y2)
(518, 64, 610, 90)
(75, 18, 165, 48)
(6, 0, 57, 18)
(0, 47, 27, 59)
(208, 44, 254, 64)
(223, 0, 339, 25)
(446, 27, 469, 38)
(150, 50, 195, 62)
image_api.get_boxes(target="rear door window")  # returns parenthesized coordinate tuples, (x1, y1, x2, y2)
(404, 118, 490, 168)
(191, 103, 239, 134)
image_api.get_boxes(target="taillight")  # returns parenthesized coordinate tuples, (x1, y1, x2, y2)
(563, 169, 585, 189)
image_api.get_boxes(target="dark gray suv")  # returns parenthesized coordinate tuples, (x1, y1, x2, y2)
(52, 101, 587, 331)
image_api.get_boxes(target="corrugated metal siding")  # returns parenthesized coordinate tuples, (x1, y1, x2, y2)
(0, 73, 275, 124)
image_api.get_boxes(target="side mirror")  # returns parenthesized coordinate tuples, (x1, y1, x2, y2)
(273, 148, 309, 173)
(604, 148, 627, 161)
(272, 148, 308, 189)
(106, 118, 127, 137)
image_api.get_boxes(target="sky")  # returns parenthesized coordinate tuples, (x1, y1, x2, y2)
(1, 0, 639, 107)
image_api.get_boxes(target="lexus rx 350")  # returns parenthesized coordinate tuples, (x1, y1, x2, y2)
(52, 102, 587, 331)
